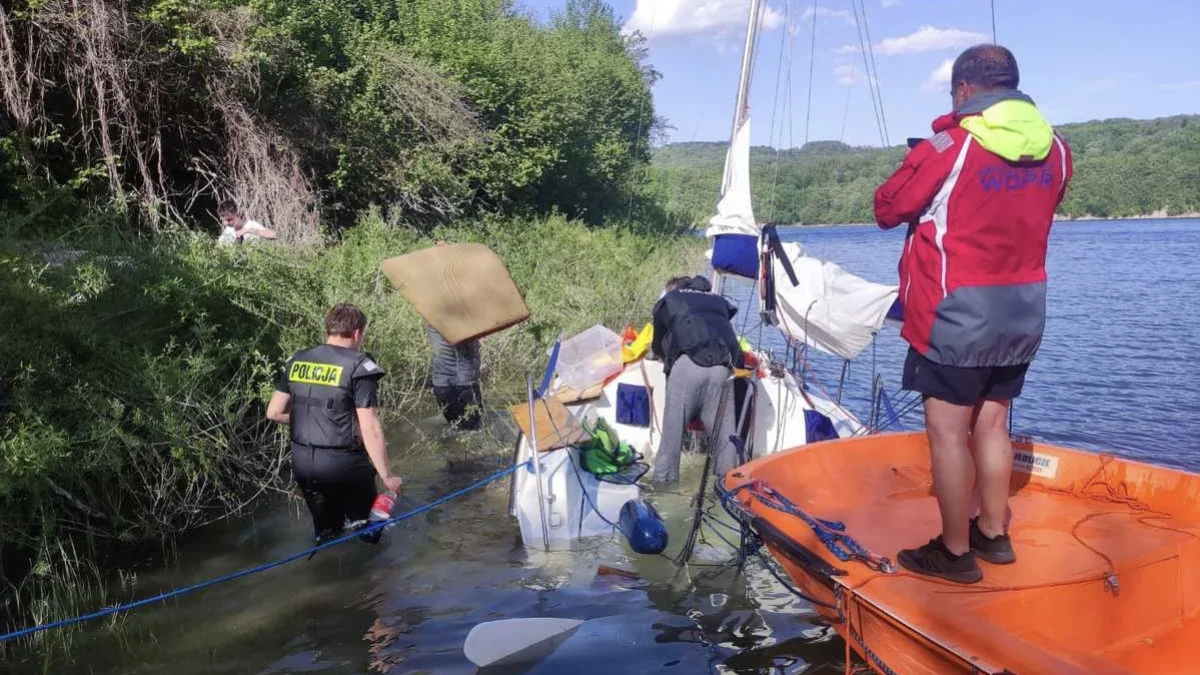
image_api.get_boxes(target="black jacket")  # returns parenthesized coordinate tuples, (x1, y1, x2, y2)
(651, 276, 744, 375)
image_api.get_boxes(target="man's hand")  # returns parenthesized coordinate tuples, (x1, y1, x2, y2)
(382, 475, 403, 493)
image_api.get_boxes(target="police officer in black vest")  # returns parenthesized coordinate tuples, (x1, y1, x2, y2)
(266, 303, 404, 542)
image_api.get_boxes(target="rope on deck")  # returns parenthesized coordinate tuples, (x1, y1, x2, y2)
(723, 479, 895, 574)
(0, 461, 526, 644)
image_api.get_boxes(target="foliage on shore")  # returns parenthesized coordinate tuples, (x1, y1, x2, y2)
(649, 115, 1200, 224)
(0, 0, 665, 237)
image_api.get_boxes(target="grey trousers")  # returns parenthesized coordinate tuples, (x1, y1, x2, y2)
(653, 355, 738, 484)
(425, 322, 480, 387)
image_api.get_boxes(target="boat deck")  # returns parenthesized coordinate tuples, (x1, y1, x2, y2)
(728, 432, 1200, 674)
(850, 485, 1200, 673)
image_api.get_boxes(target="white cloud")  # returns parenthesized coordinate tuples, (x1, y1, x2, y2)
(835, 64, 865, 86)
(881, 0, 901, 7)
(836, 25, 984, 58)
(800, 6, 856, 26)
(876, 26, 988, 55)
(1163, 80, 1200, 91)
(622, 0, 785, 41)
(921, 58, 954, 93)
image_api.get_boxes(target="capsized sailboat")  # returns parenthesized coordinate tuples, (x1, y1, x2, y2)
(507, 0, 898, 552)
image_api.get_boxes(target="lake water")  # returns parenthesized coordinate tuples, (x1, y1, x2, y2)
(11, 219, 1199, 674)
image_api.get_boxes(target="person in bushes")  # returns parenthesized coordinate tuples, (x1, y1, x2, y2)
(216, 199, 277, 245)
(266, 303, 403, 543)
(649, 275, 744, 484)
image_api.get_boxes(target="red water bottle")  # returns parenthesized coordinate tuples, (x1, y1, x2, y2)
(360, 491, 396, 544)
(370, 491, 397, 523)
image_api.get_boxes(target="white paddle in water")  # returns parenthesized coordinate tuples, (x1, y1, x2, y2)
(463, 617, 586, 668)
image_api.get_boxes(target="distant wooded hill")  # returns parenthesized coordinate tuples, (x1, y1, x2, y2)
(647, 115, 1200, 224)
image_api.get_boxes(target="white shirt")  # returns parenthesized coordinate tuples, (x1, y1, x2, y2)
(217, 219, 269, 245)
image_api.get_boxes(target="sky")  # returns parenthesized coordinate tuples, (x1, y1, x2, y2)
(521, 0, 1200, 148)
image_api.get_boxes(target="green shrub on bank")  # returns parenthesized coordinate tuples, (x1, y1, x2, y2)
(0, 210, 703, 649)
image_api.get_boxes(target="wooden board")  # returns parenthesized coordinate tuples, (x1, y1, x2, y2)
(509, 396, 590, 452)
(380, 243, 529, 344)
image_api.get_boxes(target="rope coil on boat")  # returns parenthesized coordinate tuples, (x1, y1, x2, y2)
(722, 479, 895, 574)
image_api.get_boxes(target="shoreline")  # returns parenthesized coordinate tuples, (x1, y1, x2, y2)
(767, 212, 1200, 229)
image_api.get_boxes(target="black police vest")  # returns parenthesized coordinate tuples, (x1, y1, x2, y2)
(285, 344, 372, 450)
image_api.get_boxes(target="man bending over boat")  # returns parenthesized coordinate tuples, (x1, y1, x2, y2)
(649, 275, 744, 484)
(874, 44, 1073, 583)
(266, 303, 404, 543)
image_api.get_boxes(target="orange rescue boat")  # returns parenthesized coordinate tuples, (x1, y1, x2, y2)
(720, 431, 1200, 675)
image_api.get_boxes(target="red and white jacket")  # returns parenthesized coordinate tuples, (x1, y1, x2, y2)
(875, 91, 1073, 368)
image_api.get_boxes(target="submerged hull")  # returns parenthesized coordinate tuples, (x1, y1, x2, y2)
(512, 354, 862, 549)
(722, 432, 1200, 675)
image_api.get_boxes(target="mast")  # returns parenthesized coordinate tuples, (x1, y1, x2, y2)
(726, 0, 763, 163)
(710, 0, 764, 290)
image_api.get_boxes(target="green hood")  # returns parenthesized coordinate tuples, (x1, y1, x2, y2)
(959, 98, 1053, 162)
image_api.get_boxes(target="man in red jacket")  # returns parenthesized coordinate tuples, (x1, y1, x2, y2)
(874, 45, 1073, 583)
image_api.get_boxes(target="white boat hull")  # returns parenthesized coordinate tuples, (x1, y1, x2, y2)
(511, 355, 861, 549)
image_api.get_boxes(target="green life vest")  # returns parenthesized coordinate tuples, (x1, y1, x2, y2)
(580, 418, 638, 476)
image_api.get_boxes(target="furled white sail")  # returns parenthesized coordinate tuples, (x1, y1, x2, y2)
(772, 242, 899, 360)
(706, 116, 758, 239)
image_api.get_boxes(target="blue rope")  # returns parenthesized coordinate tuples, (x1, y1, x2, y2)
(723, 482, 893, 573)
(0, 462, 525, 644)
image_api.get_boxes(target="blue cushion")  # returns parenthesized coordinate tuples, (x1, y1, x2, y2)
(804, 409, 839, 443)
(711, 234, 759, 278)
(615, 383, 650, 427)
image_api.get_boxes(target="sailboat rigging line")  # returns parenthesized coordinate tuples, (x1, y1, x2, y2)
(739, 278, 760, 335)
(836, 360, 849, 405)
(765, 0, 792, 151)
(751, 0, 770, 97)
(838, 85, 852, 143)
(848, 0, 886, 148)
(991, 0, 998, 42)
(855, 0, 890, 148)
(765, 0, 793, 223)
(773, 296, 865, 431)
(803, 0, 819, 146)
(675, 376, 737, 565)
(786, 23, 796, 153)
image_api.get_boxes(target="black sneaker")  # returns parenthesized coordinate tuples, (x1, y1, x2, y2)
(897, 536, 982, 584)
(969, 517, 1016, 565)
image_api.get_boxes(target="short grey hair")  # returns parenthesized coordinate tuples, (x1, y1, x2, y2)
(951, 44, 1020, 90)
